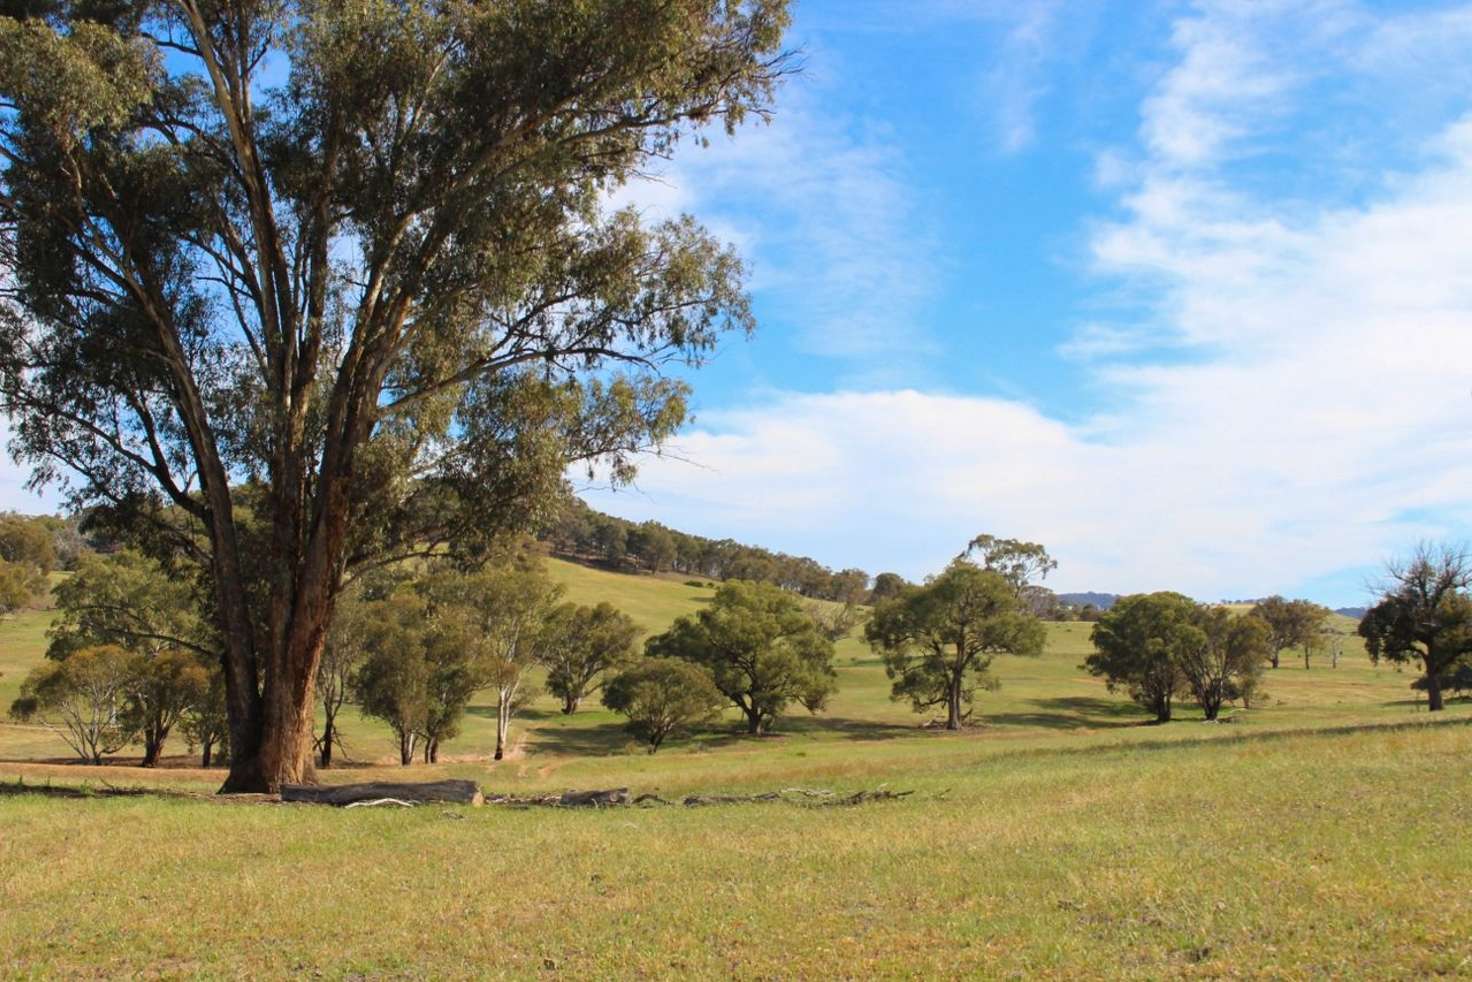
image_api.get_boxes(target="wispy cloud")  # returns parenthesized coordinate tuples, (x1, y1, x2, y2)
(609, 84, 940, 369)
(592, 0, 1472, 605)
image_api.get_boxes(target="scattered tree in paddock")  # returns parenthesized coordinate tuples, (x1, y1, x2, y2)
(1251, 596, 1330, 669)
(317, 590, 374, 767)
(1175, 609, 1271, 720)
(182, 669, 230, 768)
(353, 593, 436, 766)
(804, 600, 865, 643)
(9, 645, 135, 764)
(439, 560, 565, 761)
(0, 514, 57, 574)
(1359, 544, 1472, 712)
(869, 572, 911, 605)
(0, 557, 45, 617)
(542, 602, 640, 715)
(46, 551, 217, 763)
(959, 535, 1058, 598)
(0, 0, 790, 793)
(646, 580, 837, 735)
(124, 648, 210, 766)
(866, 562, 1045, 730)
(602, 659, 725, 752)
(1083, 592, 1197, 723)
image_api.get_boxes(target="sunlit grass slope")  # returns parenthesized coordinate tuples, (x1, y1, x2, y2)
(0, 557, 1456, 779)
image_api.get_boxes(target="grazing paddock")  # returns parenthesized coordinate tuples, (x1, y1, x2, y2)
(2, 560, 1467, 976)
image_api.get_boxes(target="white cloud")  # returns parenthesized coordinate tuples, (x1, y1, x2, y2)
(589, 0, 1472, 605)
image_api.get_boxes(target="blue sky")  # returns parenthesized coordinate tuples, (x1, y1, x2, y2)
(3, 0, 1470, 607)
(578, 0, 1472, 606)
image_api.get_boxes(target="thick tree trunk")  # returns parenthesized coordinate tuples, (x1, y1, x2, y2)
(201, 739, 213, 769)
(945, 677, 963, 731)
(141, 726, 165, 767)
(428, 738, 438, 764)
(1270, 651, 1280, 669)
(743, 706, 764, 734)
(561, 695, 579, 714)
(1424, 667, 1445, 712)
(1155, 693, 1172, 723)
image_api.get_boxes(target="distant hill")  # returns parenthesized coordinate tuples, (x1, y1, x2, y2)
(1057, 592, 1120, 610)
(1334, 607, 1367, 620)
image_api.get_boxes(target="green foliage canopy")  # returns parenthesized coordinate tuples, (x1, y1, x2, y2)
(602, 657, 724, 752)
(1359, 544, 1472, 711)
(865, 561, 1045, 731)
(541, 600, 639, 715)
(0, 0, 790, 791)
(646, 579, 836, 735)
(1083, 591, 1196, 723)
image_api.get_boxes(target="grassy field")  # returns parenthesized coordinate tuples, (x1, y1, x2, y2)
(2, 560, 1469, 976)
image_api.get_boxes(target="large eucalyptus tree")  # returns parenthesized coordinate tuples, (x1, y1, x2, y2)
(0, 0, 788, 790)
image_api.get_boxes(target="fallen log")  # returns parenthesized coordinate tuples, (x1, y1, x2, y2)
(558, 788, 629, 807)
(479, 786, 916, 809)
(281, 779, 483, 807)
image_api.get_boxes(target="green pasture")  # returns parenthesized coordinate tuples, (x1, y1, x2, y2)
(2, 560, 1468, 975)
(0, 559, 1453, 781)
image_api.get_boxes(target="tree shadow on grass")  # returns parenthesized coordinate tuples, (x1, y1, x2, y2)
(984, 696, 1146, 732)
(777, 715, 918, 742)
(0, 777, 179, 800)
(524, 719, 636, 757)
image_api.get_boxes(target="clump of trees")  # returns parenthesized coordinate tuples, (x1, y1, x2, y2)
(1084, 593, 1270, 722)
(1359, 544, 1472, 712)
(1251, 596, 1332, 669)
(9, 645, 136, 764)
(542, 602, 640, 715)
(645, 580, 837, 735)
(543, 499, 872, 602)
(866, 560, 1045, 730)
(10, 551, 220, 765)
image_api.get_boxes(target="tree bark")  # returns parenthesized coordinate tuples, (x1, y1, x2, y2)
(320, 716, 335, 768)
(561, 695, 579, 714)
(281, 779, 483, 806)
(945, 677, 963, 731)
(141, 726, 164, 767)
(1424, 665, 1445, 712)
(399, 730, 416, 765)
(201, 738, 213, 769)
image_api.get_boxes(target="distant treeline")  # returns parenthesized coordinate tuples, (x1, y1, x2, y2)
(540, 499, 876, 604)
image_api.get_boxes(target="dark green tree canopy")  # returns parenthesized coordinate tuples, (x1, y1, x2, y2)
(865, 560, 1044, 731)
(1083, 591, 1196, 723)
(960, 534, 1057, 598)
(645, 578, 835, 735)
(0, 0, 790, 791)
(1250, 596, 1331, 669)
(602, 657, 723, 752)
(541, 600, 639, 715)
(1174, 607, 1269, 721)
(1359, 544, 1472, 712)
